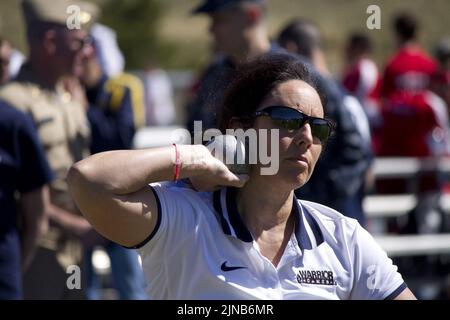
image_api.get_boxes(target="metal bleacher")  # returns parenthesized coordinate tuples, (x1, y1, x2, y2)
(365, 194, 450, 219)
(365, 157, 450, 257)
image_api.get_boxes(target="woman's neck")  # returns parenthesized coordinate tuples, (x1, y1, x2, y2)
(236, 177, 296, 267)
(236, 177, 294, 237)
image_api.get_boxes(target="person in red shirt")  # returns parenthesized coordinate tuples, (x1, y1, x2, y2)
(342, 33, 382, 149)
(343, 33, 381, 109)
(381, 13, 437, 98)
(377, 13, 450, 194)
(378, 13, 448, 158)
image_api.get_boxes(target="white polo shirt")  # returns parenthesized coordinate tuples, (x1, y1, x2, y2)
(137, 183, 406, 300)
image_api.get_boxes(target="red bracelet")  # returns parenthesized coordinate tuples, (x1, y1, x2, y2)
(172, 144, 181, 182)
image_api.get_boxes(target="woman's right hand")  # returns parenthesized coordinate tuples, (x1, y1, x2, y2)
(185, 145, 249, 192)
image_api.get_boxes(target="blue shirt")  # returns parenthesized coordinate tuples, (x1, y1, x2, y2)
(0, 100, 53, 299)
(86, 75, 135, 154)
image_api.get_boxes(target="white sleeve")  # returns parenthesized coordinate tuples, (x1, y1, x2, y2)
(349, 224, 407, 300)
(357, 59, 379, 98)
(136, 183, 199, 262)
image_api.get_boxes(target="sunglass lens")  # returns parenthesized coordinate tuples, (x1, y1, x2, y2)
(263, 107, 331, 144)
(311, 122, 331, 143)
(269, 108, 304, 131)
(272, 119, 301, 131)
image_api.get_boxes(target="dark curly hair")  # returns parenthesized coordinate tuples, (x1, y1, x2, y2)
(218, 52, 325, 132)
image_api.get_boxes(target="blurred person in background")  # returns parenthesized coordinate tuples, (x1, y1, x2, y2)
(79, 30, 147, 300)
(143, 58, 176, 127)
(89, 23, 124, 79)
(381, 13, 437, 98)
(185, 0, 273, 132)
(0, 37, 12, 85)
(433, 38, 450, 118)
(277, 18, 373, 226)
(378, 13, 450, 168)
(432, 38, 450, 206)
(377, 13, 450, 299)
(90, 23, 146, 130)
(0, 100, 52, 299)
(378, 15, 450, 234)
(342, 33, 382, 145)
(0, 0, 98, 299)
(80, 40, 135, 154)
(8, 49, 26, 80)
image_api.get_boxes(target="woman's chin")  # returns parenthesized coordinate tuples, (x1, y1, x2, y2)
(254, 167, 310, 190)
(293, 179, 308, 190)
(278, 170, 310, 190)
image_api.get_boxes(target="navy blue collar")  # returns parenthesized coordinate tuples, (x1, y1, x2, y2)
(213, 187, 324, 250)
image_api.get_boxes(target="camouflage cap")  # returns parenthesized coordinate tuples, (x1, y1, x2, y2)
(22, 0, 99, 31)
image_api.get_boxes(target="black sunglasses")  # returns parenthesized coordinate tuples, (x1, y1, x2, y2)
(253, 106, 335, 144)
(68, 35, 94, 52)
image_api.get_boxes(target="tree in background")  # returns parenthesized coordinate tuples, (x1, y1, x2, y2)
(99, 0, 164, 70)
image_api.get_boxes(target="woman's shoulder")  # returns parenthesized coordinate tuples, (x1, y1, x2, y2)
(150, 181, 214, 208)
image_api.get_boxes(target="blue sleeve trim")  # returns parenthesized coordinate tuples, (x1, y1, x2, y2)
(124, 185, 162, 249)
(384, 282, 408, 300)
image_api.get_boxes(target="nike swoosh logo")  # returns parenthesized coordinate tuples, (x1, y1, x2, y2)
(36, 117, 54, 127)
(221, 261, 246, 272)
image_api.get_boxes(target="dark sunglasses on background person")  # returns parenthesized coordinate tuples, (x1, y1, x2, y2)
(68, 35, 94, 52)
(253, 106, 335, 144)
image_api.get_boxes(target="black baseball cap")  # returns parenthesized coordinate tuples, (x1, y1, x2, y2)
(192, 0, 265, 14)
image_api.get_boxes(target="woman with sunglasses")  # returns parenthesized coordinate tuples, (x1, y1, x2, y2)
(68, 53, 415, 300)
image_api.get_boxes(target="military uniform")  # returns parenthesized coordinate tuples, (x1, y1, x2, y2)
(0, 0, 97, 299)
(0, 64, 90, 298)
(1, 65, 90, 213)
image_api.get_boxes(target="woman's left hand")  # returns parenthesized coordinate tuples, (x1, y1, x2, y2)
(187, 146, 249, 192)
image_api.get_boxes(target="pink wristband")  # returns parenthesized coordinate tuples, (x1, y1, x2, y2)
(172, 144, 181, 182)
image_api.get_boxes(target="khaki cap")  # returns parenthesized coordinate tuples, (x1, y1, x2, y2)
(22, 0, 99, 30)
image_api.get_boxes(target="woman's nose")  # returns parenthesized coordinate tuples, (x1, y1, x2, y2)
(294, 122, 314, 147)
